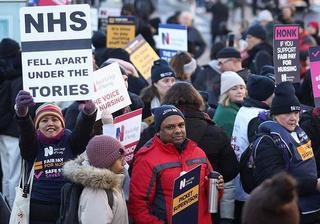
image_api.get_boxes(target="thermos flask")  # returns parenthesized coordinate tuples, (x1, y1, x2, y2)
(208, 171, 220, 213)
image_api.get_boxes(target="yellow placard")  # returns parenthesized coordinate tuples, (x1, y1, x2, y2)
(125, 35, 159, 80)
(172, 185, 199, 216)
(107, 17, 135, 48)
(297, 140, 314, 161)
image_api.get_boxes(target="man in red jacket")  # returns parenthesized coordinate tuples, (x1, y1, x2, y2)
(129, 105, 224, 224)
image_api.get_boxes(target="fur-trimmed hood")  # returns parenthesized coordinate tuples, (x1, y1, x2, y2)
(63, 155, 124, 190)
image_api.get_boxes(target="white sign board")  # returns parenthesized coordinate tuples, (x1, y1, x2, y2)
(103, 108, 142, 163)
(98, 7, 121, 18)
(157, 24, 188, 51)
(20, 4, 94, 102)
(93, 62, 131, 120)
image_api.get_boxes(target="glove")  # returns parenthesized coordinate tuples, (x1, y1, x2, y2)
(15, 90, 35, 117)
(101, 110, 113, 124)
(78, 100, 96, 115)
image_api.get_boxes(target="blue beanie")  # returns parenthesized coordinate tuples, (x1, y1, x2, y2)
(152, 105, 184, 131)
(151, 59, 176, 84)
(246, 24, 267, 40)
(247, 75, 275, 101)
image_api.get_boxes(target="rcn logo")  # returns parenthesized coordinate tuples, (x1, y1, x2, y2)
(162, 32, 170, 45)
(116, 125, 125, 142)
(44, 146, 54, 157)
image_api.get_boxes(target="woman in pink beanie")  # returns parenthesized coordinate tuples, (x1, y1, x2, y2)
(63, 135, 128, 224)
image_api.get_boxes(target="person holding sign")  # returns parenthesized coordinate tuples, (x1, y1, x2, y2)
(14, 90, 96, 224)
(253, 82, 320, 223)
(129, 105, 224, 224)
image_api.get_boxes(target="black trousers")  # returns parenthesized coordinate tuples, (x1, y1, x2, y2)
(233, 200, 245, 224)
(300, 210, 320, 224)
(30, 199, 60, 224)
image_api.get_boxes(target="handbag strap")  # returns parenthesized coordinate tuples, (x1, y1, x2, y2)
(19, 159, 35, 198)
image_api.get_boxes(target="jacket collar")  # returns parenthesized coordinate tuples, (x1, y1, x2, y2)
(63, 155, 124, 190)
(243, 97, 270, 109)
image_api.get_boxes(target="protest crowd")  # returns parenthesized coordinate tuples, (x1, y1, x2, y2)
(1, 0, 320, 223)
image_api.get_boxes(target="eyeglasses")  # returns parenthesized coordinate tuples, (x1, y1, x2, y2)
(218, 58, 233, 66)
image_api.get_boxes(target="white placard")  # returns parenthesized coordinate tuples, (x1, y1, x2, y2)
(157, 24, 188, 51)
(93, 62, 131, 120)
(20, 4, 91, 41)
(20, 4, 94, 102)
(103, 108, 142, 163)
(98, 7, 121, 19)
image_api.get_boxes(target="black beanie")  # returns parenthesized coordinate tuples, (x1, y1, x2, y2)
(151, 59, 176, 83)
(216, 47, 241, 59)
(109, 48, 131, 63)
(247, 75, 275, 101)
(0, 38, 20, 59)
(92, 31, 106, 49)
(152, 105, 185, 131)
(271, 82, 301, 115)
(246, 24, 267, 40)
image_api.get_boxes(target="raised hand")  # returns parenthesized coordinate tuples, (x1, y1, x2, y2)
(15, 90, 35, 117)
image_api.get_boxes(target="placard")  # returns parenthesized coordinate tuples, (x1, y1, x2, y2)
(125, 34, 159, 80)
(93, 62, 131, 120)
(20, 4, 94, 102)
(158, 24, 187, 61)
(28, 0, 71, 6)
(309, 46, 320, 107)
(114, 108, 142, 163)
(98, 7, 121, 34)
(107, 16, 135, 48)
(171, 165, 201, 224)
(273, 24, 300, 84)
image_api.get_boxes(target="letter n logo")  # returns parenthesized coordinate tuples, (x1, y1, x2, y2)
(116, 125, 125, 142)
(180, 178, 186, 190)
(44, 146, 54, 157)
(162, 32, 170, 45)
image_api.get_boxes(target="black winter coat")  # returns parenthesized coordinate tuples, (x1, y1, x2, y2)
(184, 110, 238, 182)
(242, 42, 273, 74)
(300, 110, 320, 177)
(254, 124, 317, 195)
(0, 53, 22, 137)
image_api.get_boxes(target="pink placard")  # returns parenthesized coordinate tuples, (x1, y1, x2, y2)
(274, 26, 299, 40)
(309, 61, 320, 98)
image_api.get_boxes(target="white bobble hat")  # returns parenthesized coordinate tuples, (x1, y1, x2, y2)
(220, 71, 246, 95)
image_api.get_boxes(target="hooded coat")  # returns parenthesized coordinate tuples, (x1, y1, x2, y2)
(63, 156, 128, 224)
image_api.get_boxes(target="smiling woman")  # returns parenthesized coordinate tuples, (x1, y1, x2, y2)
(14, 90, 97, 224)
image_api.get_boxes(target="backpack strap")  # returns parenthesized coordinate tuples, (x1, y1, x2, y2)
(269, 134, 292, 170)
(253, 134, 292, 170)
(105, 189, 114, 211)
